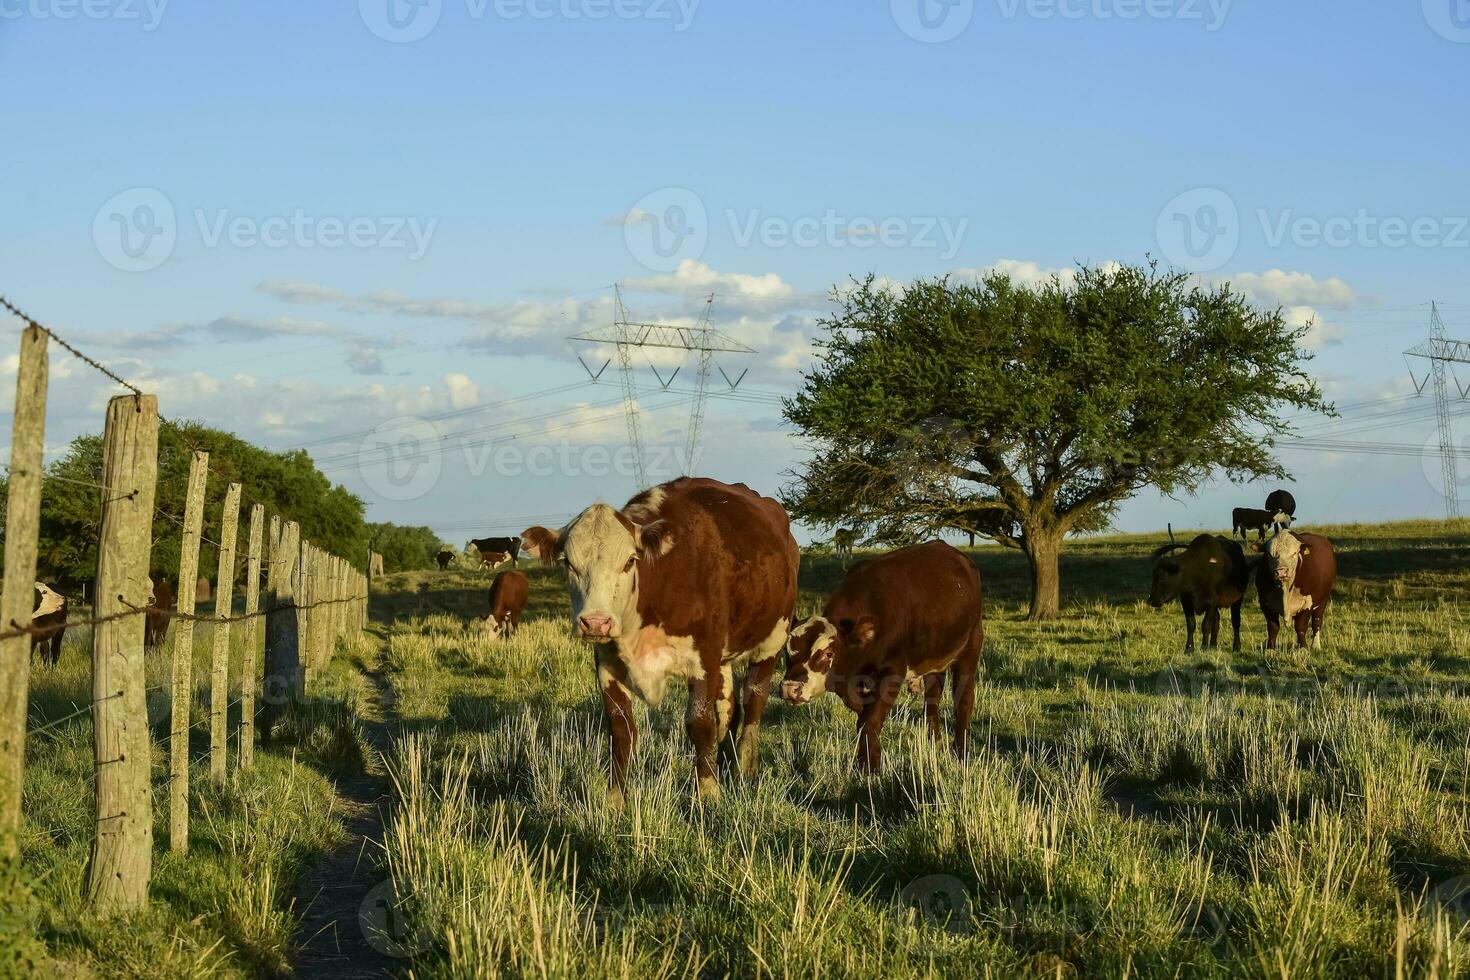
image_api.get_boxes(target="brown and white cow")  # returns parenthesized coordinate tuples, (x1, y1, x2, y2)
(468, 536, 520, 569)
(485, 569, 529, 638)
(522, 477, 799, 803)
(31, 582, 67, 666)
(1254, 529, 1336, 649)
(781, 540, 984, 773)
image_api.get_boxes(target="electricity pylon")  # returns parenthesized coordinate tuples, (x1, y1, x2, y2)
(1405, 302, 1470, 520)
(571, 287, 754, 488)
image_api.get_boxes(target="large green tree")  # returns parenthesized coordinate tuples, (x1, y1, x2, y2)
(782, 263, 1334, 620)
(367, 522, 442, 573)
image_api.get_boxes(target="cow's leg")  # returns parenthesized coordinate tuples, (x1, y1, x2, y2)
(686, 663, 726, 800)
(1311, 602, 1327, 650)
(921, 672, 944, 742)
(1264, 610, 1280, 650)
(855, 672, 900, 774)
(1292, 611, 1310, 649)
(595, 646, 638, 808)
(950, 625, 982, 761)
(1181, 595, 1196, 653)
(1230, 601, 1242, 653)
(1202, 607, 1219, 650)
(734, 654, 776, 780)
(47, 628, 63, 666)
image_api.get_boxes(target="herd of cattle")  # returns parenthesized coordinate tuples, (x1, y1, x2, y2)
(21, 477, 1338, 799)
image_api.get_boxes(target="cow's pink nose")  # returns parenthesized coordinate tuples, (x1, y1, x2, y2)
(780, 681, 807, 704)
(578, 613, 614, 637)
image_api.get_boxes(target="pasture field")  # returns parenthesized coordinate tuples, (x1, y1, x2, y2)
(373, 520, 1470, 979)
(7, 519, 1470, 979)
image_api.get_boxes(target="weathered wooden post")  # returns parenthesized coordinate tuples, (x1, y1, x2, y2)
(262, 520, 299, 737)
(0, 325, 47, 862)
(239, 504, 264, 770)
(169, 451, 208, 854)
(297, 539, 313, 693)
(85, 393, 159, 913)
(208, 483, 240, 787)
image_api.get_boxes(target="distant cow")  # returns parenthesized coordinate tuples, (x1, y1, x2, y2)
(832, 528, 857, 562)
(522, 477, 798, 804)
(31, 582, 67, 666)
(1265, 489, 1297, 527)
(782, 540, 983, 773)
(485, 570, 529, 638)
(1255, 529, 1336, 649)
(435, 549, 456, 571)
(1148, 534, 1251, 652)
(146, 577, 176, 650)
(1231, 507, 1276, 540)
(467, 536, 520, 569)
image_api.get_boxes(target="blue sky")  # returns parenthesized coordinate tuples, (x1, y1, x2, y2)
(2, 0, 1469, 543)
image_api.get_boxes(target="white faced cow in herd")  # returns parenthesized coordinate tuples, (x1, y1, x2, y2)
(1254, 528, 1337, 649)
(522, 477, 799, 804)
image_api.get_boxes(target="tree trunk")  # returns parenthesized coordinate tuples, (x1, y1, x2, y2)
(1023, 526, 1064, 621)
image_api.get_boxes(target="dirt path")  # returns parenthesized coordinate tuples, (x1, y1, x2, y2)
(292, 647, 404, 979)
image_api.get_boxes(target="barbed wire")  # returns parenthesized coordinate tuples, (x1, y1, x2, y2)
(0, 592, 366, 643)
(0, 295, 143, 397)
(26, 684, 169, 738)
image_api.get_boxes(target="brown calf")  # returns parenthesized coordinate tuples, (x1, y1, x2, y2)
(486, 570, 529, 638)
(523, 477, 799, 804)
(146, 577, 176, 650)
(1148, 534, 1251, 652)
(782, 540, 984, 773)
(1255, 529, 1336, 649)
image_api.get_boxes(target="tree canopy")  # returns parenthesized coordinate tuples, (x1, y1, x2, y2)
(782, 262, 1335, 619)
(368, 522, 443, 573)
(4, 421, 371, 589)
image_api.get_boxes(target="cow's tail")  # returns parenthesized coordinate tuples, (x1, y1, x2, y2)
(1150, 542, 1191, 561)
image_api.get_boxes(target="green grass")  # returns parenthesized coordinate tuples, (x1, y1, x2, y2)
(7, 619, 373, 978)
(373, 521, 1470, 979)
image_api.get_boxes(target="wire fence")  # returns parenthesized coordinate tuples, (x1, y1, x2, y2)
(0, 294, 376, 912)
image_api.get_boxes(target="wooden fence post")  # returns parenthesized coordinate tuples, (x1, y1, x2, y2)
(169, 451, 208, 854)
(208, 483, 240, 787)
(297, 539, 313, 693)
(84, 393, 159, 913)
(239, 504, 264, 770)
(0, 325, 47, 862)
(262, 520, 299, 737)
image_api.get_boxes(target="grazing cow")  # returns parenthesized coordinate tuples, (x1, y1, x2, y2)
(485, 570, 529, 638)
(435, 549, 456, 571)
(1148, 534, 1251, 652)
(146, 577, 176, 650)
(31, 583, 67, 666)
(832, 528, 857, 562)
(522, 477, 799, 803)
(1265, 489, 1297, 527)
(468, 536, 520, 569)
(782, 541, 983, 773)
(1254, 529, 1336, 649)
(1231, 507, 1276, 540)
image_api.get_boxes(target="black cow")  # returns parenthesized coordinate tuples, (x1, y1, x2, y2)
(1148, 534, 1251, 652)
(467, 536, 520, 569)
(1265, 489, 1297, 527)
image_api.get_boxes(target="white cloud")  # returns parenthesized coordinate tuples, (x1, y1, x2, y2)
(445, 373, 480, 409)
(623, 260, 807, 313)
(1220, 270, 1360, 310)
(1282, 305, 1345, 350)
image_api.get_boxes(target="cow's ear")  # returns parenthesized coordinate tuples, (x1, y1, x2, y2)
(1301, 546, 1311, 557)
(637, 519, 676, 557)
(520, 526, 563, 563)
(843, 615, 878, 647)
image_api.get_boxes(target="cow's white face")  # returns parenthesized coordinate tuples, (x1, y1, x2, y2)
(522, 505, 658, 642)
(1266, 531, 1308, 585)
